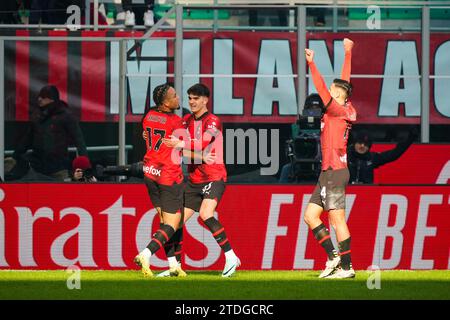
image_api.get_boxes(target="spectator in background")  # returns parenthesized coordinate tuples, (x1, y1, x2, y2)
(117, 0, 155, 27)
(347, 129, 417, 184)
(71, 155, 97, 182)
(5, 85, 87, 182)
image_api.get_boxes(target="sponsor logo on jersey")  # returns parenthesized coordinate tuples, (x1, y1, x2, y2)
(143, 165, 162, 177)
(207, 121, 217, 129)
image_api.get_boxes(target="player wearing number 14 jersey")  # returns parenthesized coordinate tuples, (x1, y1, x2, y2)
(134, 84, 184, 277)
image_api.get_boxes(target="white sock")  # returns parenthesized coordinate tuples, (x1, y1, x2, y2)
(141, 248, 151, 261)
(168, 257, 178, 268)
(224, 249, 236, 260)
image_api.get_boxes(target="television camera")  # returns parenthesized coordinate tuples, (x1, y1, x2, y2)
(285, 94, 323, 181)
(95, 161, 144, 181)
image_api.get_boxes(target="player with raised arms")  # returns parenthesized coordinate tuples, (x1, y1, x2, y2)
(303, 38, 357, 278)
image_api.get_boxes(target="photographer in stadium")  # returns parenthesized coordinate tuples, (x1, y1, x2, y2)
(71, 155, 97, 182)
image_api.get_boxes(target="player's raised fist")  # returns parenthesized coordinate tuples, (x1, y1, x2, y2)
(343, 38, 354, 52)
(305, 49, 314, 62)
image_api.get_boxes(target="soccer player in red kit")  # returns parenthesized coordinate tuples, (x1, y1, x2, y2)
(133, 83, 184, 277)
(163, 83, 240, 278)
(303, 38, 357, 278)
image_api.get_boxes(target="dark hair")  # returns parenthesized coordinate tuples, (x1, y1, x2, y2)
(333, 79, 353, 97)
(152, 84, 172, 106)
(353, 130, 372, 148)
(38, 85, 60, 101)
(187, 83, 210, 98)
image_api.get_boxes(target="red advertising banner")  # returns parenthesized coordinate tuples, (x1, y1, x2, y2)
(0, 184, 448, 271)
(372, 144, 450, 184)
(5, 30, 450, 124)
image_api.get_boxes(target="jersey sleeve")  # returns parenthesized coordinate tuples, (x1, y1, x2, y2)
(308, 61, 332, 106)
(171, 115, 189, 143)
(372, 139, 413, 168)
(341, 51, 352, 82)
(173, 115, 185, 130)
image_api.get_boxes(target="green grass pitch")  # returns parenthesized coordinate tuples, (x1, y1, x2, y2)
(0, 270, 449, 300)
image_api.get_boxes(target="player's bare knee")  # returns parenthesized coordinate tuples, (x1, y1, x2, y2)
(304, 212, 319, 228)
(303, 212, 312, 226)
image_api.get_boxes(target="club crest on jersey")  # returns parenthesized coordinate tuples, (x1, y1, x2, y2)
(143, 165, 162, 177)
(340, 154, 347, 163)
(202, 182, 213, 195)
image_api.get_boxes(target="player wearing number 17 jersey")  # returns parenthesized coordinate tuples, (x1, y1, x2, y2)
(134, 84, 184, 278)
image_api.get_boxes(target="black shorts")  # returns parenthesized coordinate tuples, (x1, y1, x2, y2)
(144, 177, 183, 214)
(184, 180, 226, 212)
(309, 168, 349, 211)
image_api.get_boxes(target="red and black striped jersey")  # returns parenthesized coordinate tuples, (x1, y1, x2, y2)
(320, 100, 356, 170)
(183, 112, 227, 184)
(142, 108, 184, 185)
(308, 51, 357, 170)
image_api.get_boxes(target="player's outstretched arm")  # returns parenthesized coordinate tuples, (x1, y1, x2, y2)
(341, 38, 354, 82)
(305, 49, 332, 105)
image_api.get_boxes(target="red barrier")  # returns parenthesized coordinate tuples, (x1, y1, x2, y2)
(0, 184, 448, 270)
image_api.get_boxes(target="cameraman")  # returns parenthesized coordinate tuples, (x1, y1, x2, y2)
(71, 156, 97, 182)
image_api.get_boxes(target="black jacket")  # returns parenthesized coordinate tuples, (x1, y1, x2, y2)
(348, 136, 414, 184)
(13, 100, 87, 175)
